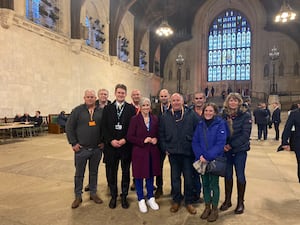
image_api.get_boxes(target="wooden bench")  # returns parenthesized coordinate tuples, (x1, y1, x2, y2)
(48, 114, 69, 134)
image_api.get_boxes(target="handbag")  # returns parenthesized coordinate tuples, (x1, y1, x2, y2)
(202, 126, 227, 177)
(206, 156, 227, 177)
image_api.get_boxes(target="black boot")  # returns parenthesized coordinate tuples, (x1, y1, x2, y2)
(121, 195, 129, 209)
(219, 179, 233, 211)
(234, 182, 246, 214)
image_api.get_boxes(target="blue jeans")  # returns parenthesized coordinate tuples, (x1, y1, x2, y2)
(135, 177, 154, 200)
(225, 151, 247, 183)
(168, 154, 194, 204)
(74, 147, 102, 197)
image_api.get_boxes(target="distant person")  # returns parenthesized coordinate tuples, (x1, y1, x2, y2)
(66, 89, 104, 209)
(205, 86, 209, 98)
(271, 102, 281, 141)
(32, 111, 43, 128)
(211, 86, 215, 97)
(13, 114, 22, 122)
(253, 103, 269, 141)
(57, 111, 68, 133)
(21, 113, 31, 123)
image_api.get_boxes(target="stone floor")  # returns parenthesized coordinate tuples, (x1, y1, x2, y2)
(0, 113, 300, 225)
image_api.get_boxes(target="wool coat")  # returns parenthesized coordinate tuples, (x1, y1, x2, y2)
(127, 113, 161, 179)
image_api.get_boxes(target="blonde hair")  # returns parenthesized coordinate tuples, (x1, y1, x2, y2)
(223, 92, 243, 114)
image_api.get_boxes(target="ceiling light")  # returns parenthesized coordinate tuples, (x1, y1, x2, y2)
(155, 20, 174, 37)
(275, 0, 296, 23)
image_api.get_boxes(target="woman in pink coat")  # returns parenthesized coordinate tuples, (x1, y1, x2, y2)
(127, 97, 161, 213)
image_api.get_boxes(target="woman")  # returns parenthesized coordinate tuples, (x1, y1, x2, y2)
(127, 97, 161, 213)
(220, 93, 252, 214)
(192, 103, 228, 222)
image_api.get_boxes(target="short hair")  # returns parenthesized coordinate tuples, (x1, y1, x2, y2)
(98, 88, 108, 95)
(139, 97, 151, 107)
(115, 84, 127, 92)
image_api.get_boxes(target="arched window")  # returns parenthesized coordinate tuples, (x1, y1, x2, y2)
(207, 9, 251, 82)
(26, 0, 60, 32)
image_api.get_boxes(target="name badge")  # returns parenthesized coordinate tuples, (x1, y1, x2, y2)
(89, 121, 96, 126)
(115, 123, 122, 130)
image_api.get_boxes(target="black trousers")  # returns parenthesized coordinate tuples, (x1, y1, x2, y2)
(107, 149, 131, 198)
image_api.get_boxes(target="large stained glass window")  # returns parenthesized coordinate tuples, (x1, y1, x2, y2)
(208, 10, 251, 82)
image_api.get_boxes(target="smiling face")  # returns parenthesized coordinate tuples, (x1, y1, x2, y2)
(171, 93, 184, 111)
(115, 87, 126, 103)
(203, 105, 216, 120)
(140, 98, 151, 115)
(228, 97, 239, 111)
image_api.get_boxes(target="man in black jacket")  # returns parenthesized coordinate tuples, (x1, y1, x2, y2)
(102, 84, 136, 209)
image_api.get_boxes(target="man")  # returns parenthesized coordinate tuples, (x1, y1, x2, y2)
(271, 102, 281, 140)
(66, 89, 104, 209)
(96, 88, 111, 109)
(102, 84, 136, 209)
(159, 93, 200, 215)
(152, 88, 172, 199)
(130, 89, 141, 191)
(190, 92, 206, 203)
(84, 88, 111, 192)
(281, 103, 300, 182)
(253, 102, 269, 141)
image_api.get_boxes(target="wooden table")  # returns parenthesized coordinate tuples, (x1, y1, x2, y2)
(0, 123, 34, 140)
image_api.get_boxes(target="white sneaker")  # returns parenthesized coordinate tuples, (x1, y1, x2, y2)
(138, 199, 148, 213)
(146, 197, 159, 210)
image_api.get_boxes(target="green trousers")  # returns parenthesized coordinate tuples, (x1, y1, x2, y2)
(201, 173, 220, 206)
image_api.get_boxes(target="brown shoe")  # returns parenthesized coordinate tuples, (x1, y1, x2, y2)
(71, 197, 82, 209)
(90, 194, 103, 204)
(170, 203, 180, 213)
(186, 204, 197, 215)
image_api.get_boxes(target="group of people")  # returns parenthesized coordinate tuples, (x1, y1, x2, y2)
(13, 111, 43, 127)
(65, 84, 254, 223)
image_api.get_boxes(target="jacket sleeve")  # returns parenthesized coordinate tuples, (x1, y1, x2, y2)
(127, 116, 145, 147)
(65, 108, 78, 146)
(281, 112, 295, 145)
(229, 112, 252, 149)
(192, 124, 203, 161)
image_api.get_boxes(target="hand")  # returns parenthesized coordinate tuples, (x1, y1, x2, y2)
(200, 155, 207, 162)
(151, 137, 158, 145)
(72, 143, 82, 152)
(144, 137, 152, 143)
(224, 144, 231, 152)
(98, 143, 104, 149)
(111, 139, 122, 148)
(282, 145, 291, 151)
(118, 138, 126, 146)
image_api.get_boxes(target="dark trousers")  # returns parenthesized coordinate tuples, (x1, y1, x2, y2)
(168, 154, 194, 204)
(257, 124, 267, 140)
(156, 151, 166, 188)
(274, 123, 280, 140)
(107, 150, 131, 198)
(225, 151, 247, 183)
(74, 147, 102, 197)
(295, 150, 300, 183)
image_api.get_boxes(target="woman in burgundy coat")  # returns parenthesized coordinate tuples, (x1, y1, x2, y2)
(127, 97, 161, 213)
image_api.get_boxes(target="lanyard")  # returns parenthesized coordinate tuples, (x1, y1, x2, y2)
(89, 108, 94, 121)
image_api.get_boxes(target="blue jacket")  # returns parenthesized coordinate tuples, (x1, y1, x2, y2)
(192, 116, 228, 162)
(159, 107, 200, 157)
